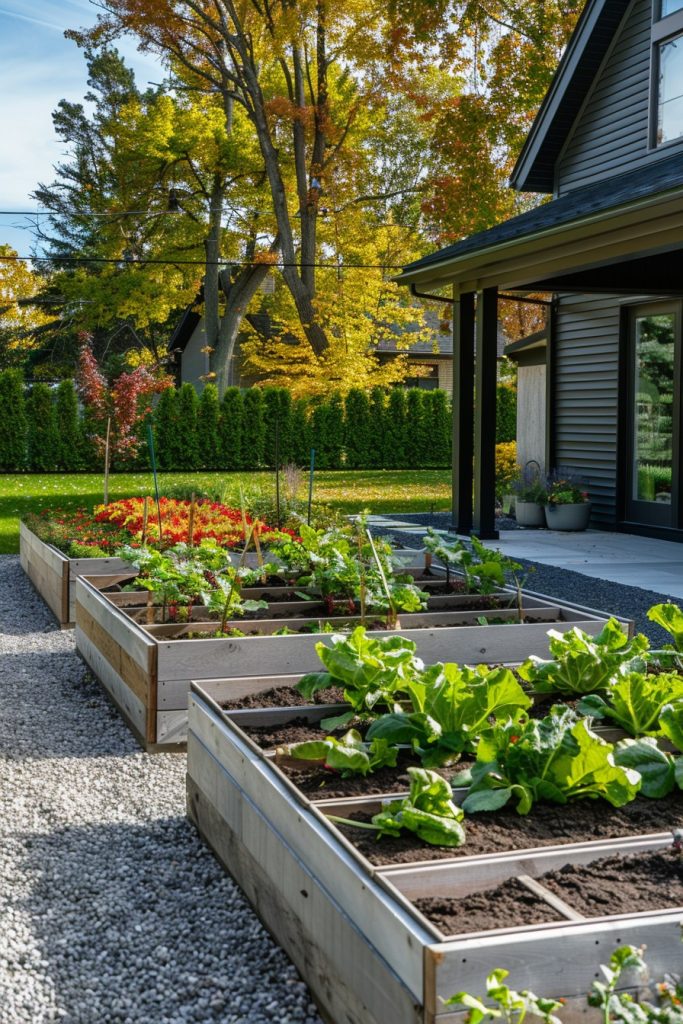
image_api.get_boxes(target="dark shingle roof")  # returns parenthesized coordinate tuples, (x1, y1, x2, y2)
(401, 151, 683, 278)
(511, 0, 631, 192)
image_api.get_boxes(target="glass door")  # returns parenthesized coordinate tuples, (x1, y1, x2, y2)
(626, 304, 679, 527)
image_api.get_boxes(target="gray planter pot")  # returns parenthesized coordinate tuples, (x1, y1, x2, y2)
(545, 502, 591, 531)
(515, 500, 546, 527)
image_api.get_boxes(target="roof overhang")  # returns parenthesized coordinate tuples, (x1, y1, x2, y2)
(397, 186, 683, 296)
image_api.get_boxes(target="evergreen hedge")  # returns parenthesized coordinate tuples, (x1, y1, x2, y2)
(3, 376, 517, 472)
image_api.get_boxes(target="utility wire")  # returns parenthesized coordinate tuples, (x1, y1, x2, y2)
(0, 253, 410, 271)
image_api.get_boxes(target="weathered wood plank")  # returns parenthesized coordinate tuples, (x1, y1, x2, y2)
(76, 578, 155, 673)
(76, 625, 148, 739)
(187, 770, 423, 1024)
(187, 693, 430, 995)
(158, 673, 304, 711)
(20, 522, 69, 623)
(76, 604, 151, 706)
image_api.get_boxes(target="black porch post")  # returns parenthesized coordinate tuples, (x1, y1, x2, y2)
(451, 289, 475, 534)
(473, 286, 499, 539)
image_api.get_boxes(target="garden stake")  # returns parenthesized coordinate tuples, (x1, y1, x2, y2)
(275, 413, 281, 528)
(146, 421, 163, 544)
(141, 496, 149, 547)
(307, 448, 316, 525)
(188, 493, 196, 548)
(356, 529, 367, 626)
(103, 417, 111, 505)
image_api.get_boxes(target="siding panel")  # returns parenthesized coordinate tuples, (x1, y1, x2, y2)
(556, 0, 683, 192)
(553, 293, 622, 525)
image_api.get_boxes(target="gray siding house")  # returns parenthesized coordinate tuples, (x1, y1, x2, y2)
(399, 0, 683, 540)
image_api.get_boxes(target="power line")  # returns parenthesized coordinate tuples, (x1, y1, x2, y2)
(0, 253, 410, 271)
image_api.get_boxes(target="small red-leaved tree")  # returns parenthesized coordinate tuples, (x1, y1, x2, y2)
(77, 335, 172, 495)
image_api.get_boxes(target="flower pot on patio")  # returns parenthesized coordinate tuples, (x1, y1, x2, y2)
(545, 501, 591, 531)
(515, 500, 546, 527)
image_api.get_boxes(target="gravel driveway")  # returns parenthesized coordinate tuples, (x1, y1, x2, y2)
(0, 556, 322, 1024)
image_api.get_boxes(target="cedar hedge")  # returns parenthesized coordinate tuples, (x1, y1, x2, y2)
(0, 372, 516, 473)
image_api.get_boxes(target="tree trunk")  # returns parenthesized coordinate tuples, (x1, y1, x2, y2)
(211, 263, 272, 396)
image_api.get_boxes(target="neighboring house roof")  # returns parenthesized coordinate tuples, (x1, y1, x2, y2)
(510, 0, 631, 192)
(504, 329, 548, 362)
(168, 302, 201, 354)
(399, 150, 683, 282)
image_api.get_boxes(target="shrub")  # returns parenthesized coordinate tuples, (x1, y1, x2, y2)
(406, 389, 429, 468)
(55, 379, 83, 470)
(27, 383, 59, 471)
(496, 382, 517, 443)
(197, 383, 221, 469)
(311, 392, 344, 469)
(495, 441, 518, 498)
(290, 398, 312, 466)
(263, 387, 293, 466)
(344, 388, 373, 469)
(241, 388, 265, 468)
(219, 387, 243, 470)
(424, 389, 451, 467)
(154, 387, 181, 470)
(384, 388, 408, 468)
(367, 387, 386, 469)
(175, 383, 200, 470)
(0, 369, 27, 470)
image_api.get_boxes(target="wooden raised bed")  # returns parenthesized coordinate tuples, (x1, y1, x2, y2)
(75, 572, 629, 750)
(186, 683, 683, 1024)
(19, 520, 131, 627)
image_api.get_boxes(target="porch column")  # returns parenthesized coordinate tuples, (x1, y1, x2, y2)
(451, 289, 475, 534)
(473, 287, 499, 539)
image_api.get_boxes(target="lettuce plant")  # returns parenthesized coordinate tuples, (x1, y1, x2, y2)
(365, 663, 531, 767)
(648, 603, 683, 652)
(518, 619, 649, 696)
(614, 703, 683, 798)
(457, 706, 641, 815)
(330, 768, 467, 848)
(278, 728, 398, 777)
(579, 672, 683, 736)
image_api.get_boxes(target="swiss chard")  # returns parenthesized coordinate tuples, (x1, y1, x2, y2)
(518, 619, 649, 696)
(459, 707, 641, 815)
(361, 767, 467, 847)
(365, 663, 531, 767)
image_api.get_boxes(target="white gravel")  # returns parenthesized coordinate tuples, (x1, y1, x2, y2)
(0, 556, 322, 1024)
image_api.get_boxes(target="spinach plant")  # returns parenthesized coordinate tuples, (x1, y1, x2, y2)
(457, 706, 641, 814)
(614, 702, 683, 798)
(329, 767, 467, 847)
(518, 620, 649, 696)
(579, 672, 683, 736)
(277, 728, 398, 777)
(365, 663, 531, 767)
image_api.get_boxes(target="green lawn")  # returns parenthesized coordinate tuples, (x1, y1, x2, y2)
(0, 470, 452, 554)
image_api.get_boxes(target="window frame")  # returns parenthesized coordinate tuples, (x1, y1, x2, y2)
(650, 3, 683, 148)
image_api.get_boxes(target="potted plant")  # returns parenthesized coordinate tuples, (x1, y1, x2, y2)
(512, 461, 547, 527)
(543, 477, 591, 531)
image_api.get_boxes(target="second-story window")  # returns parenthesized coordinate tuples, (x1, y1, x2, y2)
(657, 31, 683, 143)
(653, 0, 683, 145)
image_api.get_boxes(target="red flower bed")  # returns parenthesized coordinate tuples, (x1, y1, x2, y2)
(94, 497, 297, 549)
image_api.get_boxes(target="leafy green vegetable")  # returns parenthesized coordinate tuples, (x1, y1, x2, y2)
(296, 626, 421, 722)
(648, 603, 683, 651)
(518, 619, 649, 696)
(366, 663, 531, 767)
(445, 968, 563, 1024)
(614, 701, 683, 798)
(278, 728, 398, 777)
(588, 944, 683, 1024)
(461, 707, 641, 815)
(370, 767, 467, 847)
(578, 673, 683, 736)
(423, 530, 524, 595)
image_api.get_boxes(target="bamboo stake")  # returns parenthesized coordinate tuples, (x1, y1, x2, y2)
(141, 496, 149, 547)
(188, 492, 196, 548)
(103, 417, 112, 505)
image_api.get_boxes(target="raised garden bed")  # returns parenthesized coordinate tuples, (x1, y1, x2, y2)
(19, 520, 131, 627)
(75, 571, 629, 750)
(186, 682, 683, 1024)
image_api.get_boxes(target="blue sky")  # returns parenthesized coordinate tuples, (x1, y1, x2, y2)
(0, 0, 162, 256)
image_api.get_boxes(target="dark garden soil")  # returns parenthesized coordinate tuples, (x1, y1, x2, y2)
(220, 685, 347, 711)
(415, 879, 561, 936)
(329, 790, 683, 866)
(542, 848, 683, 916)
(413, 848, 683, 937)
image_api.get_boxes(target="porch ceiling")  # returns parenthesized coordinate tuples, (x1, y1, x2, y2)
(399, 185, 683, 296)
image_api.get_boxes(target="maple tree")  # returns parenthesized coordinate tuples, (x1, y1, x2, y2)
(0, 246, 55, 370)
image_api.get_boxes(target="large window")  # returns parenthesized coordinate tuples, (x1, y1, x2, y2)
(654, 2, 683, 145)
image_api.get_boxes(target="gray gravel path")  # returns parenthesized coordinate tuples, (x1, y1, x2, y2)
(0, 556, 322, 1024)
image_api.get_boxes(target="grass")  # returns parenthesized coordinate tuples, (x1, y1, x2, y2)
(0, 469, 452, 554)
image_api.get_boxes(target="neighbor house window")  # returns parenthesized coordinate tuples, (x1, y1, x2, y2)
(654, 2, 683, 145)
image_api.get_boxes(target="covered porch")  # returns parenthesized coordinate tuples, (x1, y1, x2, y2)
(398, 153, 683, 540)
